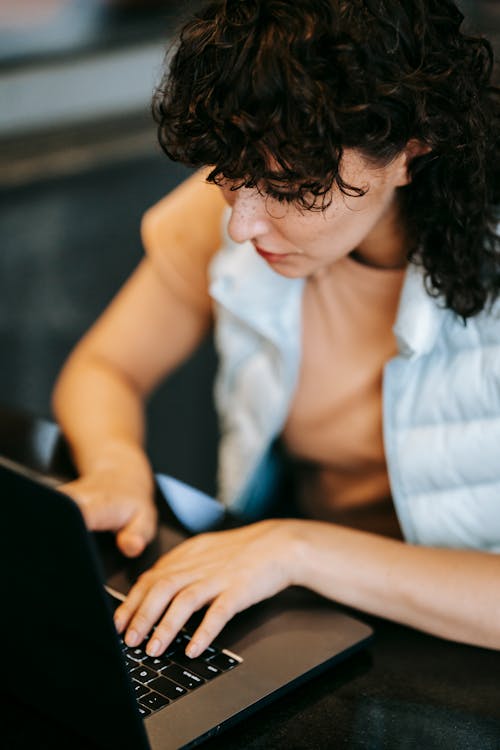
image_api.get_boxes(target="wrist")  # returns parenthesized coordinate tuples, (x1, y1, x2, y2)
(285, 519, 347, 594)
(281, 519, 319, 588)
(77, 439, 153, 488)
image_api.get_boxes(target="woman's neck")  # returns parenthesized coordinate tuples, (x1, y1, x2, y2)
(351, 198, 408, 270)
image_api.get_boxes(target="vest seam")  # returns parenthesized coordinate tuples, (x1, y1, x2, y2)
(399, 413, 500, 431)
(407, 477, 500, 498)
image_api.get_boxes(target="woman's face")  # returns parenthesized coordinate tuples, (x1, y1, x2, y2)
(219, 149, 412, 276)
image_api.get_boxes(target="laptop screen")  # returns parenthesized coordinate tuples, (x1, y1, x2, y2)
(1, 463, 150, 750)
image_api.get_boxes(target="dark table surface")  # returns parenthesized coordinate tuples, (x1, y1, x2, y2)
(2, 403, 500, 750)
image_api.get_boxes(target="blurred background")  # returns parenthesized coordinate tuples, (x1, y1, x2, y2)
(0, 0, 498, 494)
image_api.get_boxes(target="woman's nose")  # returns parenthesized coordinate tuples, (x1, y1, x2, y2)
(227, 189, 271, 244)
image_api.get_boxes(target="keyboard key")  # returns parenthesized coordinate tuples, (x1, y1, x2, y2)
(137, 704, 152, 717)
(162, 664, 205, 690)
(148, 676, 188, 700)
(131, 681, 150, 698)
(124, 656, 138, 671)
(171, 655, 221, 680)
(206, 653, 239, 671)
(126, 646, 147, 661)
(130, 665, 159, 684)
(141, 655, 172, 671)
(139, 692, 169, 711)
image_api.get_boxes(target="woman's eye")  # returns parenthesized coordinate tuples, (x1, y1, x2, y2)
(265, 189, 295, 204)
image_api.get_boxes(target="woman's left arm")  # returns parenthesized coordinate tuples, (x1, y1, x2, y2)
(114, 518, 500, 658)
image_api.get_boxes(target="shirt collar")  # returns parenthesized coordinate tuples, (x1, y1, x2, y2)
(393, 262, 448, 359)
(211, 209, 447, 360)
(209, 237, 304, 349)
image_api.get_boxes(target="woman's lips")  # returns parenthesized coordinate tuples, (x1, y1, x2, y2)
(255, 245, 291, 263)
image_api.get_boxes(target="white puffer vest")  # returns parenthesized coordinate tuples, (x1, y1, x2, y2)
(208, 220, 500, 551)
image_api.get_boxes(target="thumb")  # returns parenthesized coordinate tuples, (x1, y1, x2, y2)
(116, 509, 157, 558)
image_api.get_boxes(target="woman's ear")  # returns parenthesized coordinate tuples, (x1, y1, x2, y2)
(394, 139, 432, 186)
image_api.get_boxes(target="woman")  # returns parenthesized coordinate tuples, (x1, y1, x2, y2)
(52, 0, 500, 659)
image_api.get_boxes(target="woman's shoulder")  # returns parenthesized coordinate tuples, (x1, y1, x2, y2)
(142, 170, 225, 265)
(141, 171, 226, 311)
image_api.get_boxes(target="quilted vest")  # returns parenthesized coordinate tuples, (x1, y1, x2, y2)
(208, 223, 500, 551)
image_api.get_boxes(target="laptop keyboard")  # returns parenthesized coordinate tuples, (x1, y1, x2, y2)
(119, 629, 242, 717)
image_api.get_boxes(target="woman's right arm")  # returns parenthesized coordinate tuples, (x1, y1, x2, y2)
(51, 169, 226, 557)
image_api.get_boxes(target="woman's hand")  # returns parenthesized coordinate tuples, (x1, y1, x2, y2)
(113, 519, 303, 657)
(113, 513, 500, 655)
(59, 448, 157, 557)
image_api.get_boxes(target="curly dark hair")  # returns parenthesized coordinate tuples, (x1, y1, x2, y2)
(152, 0, 500, 318)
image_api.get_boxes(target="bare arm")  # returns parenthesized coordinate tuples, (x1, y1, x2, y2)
(295, 520, 500, 649)
(114, 518, 500, 657)
(52, 169, 226, 556)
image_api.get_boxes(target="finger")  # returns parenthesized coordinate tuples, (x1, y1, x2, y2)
(114, 547, 187, 632)
(116, 531, 145, 558)
(118, 573, 191, 646)
(145, 579, 221, 657)
(116, 505, 158, 558)
(113, 574, 157, 633)
(185, 591, 239, 658)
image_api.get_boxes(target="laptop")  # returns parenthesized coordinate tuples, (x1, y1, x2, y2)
(1, 458, 373, 750)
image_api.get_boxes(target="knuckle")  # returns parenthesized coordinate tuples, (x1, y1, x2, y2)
(196, 623, 219, 642)
(129, 610, 152, 634)
(150, 578, 176, 600)
(153, 619, 177, 641)
(174, 586, 200, 610)
(134, 571, 152, 589)
(136, 605, 156, 626)
(114, 602, 129, 618)
(208, 599, 233, 623)
(138, 567, 163, 586)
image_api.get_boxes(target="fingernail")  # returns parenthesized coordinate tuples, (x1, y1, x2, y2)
(125, 629, 140, 647)
(147, 638, 162, 656)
